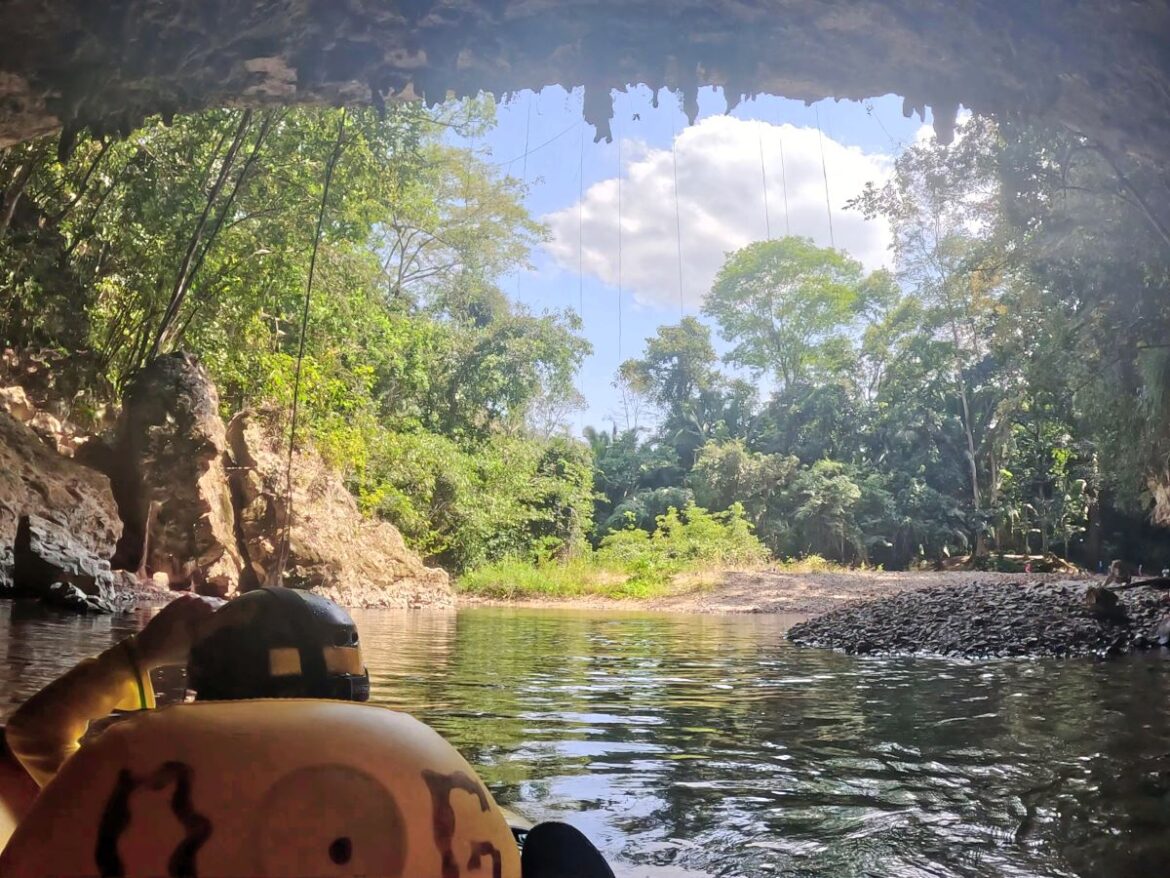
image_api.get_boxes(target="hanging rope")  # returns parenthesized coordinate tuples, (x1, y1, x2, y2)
(463, 101, 474, 202)
(269, 111, 347, 588)
(758, 133, 772, 240)
(515, 95, 532, 299)
(521, 96, 533, 184)
(616, 127, 623, 362)
(671, 108, 685, 318)
(578, 116, 585, 316)
(778, 128, 791, 236)
(815, 105, 836, 248)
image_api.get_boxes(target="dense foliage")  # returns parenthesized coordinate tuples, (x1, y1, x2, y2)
(0, 103, 593, 573)
(596, 115, 1170, 570)
(4, 106, 1170, 581)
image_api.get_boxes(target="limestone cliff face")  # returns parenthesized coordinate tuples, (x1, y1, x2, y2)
(110, 353, 243, 596)
(0, 409, 120, 561)
(0, 1, 1168, 167)
(1, 351, 452, 610)
(226, 410, 453, 609)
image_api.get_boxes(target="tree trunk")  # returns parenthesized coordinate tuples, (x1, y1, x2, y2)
(49, 139, 110, 226)
(1086, 490, 1103, 571)
(0, 153, 39, 239)
(150, 109, 253, 358)
(941, 291, 984, 554)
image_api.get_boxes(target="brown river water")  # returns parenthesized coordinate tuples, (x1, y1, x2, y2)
(2, 602, 1170, 877)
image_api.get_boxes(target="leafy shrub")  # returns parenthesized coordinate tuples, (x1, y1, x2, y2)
(461, 501, 770, 599)
(773, 554, 844, 573)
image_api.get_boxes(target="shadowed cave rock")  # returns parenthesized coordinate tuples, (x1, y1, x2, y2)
(0, 0, 1168, 164)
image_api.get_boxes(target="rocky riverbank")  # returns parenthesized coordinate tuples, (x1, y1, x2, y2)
(788, 579, 1170, 659)
(0, 348, 452, 613)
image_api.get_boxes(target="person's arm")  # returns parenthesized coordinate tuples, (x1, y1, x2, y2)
(5, 595, 217, 787)
(5, 638, 154, 786)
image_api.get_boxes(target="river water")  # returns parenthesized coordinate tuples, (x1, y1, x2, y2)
(3, 603, 1170, 877)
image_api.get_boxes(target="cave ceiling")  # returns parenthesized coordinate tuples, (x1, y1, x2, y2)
(0, 1, 1168, 161)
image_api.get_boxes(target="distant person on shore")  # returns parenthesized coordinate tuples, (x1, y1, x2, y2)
(1102, 559, 1137, 588)
(5, 588, 369, 786)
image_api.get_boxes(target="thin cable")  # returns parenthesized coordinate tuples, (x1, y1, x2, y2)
(671, 110, 685, 318)
(516, 95, 532, 298)
(578, 118, 584, 316)
(463, 101, 474, 201)
(521, 97, 532, 184)
(494, 120, 578, 168)
(865, 100, 902, 150)
(616, 129, 623, 362)
(271, 110, 347, 587)
(815, 105, 835, 248)
(758, 133, 772, 240)
(778, 129, 791, 236)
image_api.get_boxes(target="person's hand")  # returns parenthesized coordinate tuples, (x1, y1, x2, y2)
(134, 594, 222, 670)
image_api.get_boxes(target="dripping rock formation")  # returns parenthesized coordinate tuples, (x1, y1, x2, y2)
(0, 1, 1167, 166)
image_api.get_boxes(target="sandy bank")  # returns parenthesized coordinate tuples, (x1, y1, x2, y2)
(457, 569, 1094, 615)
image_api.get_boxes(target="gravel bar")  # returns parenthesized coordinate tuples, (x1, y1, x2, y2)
(787, 580, 1170, 659)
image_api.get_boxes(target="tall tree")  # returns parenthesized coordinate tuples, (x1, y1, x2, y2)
(703, 237, 879, 387)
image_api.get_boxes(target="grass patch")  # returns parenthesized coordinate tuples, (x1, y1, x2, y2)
(458, 502, 770, 601)
(458, 557, 632, 599)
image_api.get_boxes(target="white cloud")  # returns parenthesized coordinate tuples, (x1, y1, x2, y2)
(542, 115, 895, 311)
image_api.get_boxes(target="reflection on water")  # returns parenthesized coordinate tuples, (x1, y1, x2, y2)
(4, 603, 1170, 877)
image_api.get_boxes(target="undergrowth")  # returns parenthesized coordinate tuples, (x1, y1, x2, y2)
(771, 554, 857, 574)
(458, 502, 769, 600)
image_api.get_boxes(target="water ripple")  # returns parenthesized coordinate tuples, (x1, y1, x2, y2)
(5, 604, 1170, 876)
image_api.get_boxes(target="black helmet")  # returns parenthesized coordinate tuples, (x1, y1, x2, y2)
(187, 587, 369, 702)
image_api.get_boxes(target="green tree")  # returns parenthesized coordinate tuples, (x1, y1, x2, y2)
(690, 439, 797, 530)
(0, 101, 600, 575)
(703, 237, 881, 387)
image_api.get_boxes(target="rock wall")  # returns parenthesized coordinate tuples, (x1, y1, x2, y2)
(0, 350, 452, 610)
(0, 1, 1169, 167)
(226, 410, 452, 609)
(0, 410, 144, 612)
(0, 409, 119, 561)
(110, 353, 242, 596)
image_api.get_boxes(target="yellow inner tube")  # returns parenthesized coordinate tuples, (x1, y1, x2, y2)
(0, 700, 521, 877)
(0, 730, 37, 852)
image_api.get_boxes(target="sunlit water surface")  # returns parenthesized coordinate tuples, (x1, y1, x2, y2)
(3, 603, 1170, 877)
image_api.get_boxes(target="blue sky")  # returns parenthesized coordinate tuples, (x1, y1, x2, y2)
(447, 86, 933, 434)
